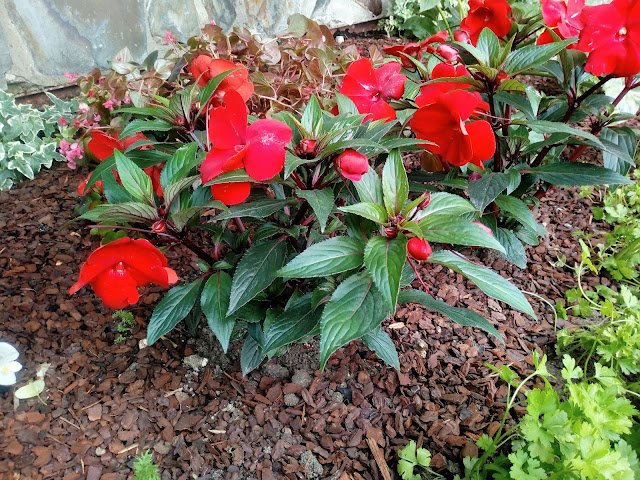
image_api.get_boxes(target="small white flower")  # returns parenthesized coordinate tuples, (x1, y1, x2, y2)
(0, 342, 22, 386)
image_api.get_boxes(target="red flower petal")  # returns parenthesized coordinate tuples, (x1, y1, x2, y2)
(467, 120, 495, 167)
(210, 182, 251, 205)
(368, 99, 397, 122)
(208, 59, 254, 102)
(91, 266, 141, 309)
(87, 131, 123, 161)
(243, 119, 292, 181)
(189, 55, 214, 86)
(201, 147, 247, 183)
(375, 61, 406, 100)
(207, 91, 248, 149)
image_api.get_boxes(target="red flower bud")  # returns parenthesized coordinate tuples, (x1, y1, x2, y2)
(468, 172, 483, 183)
(337, 149, 369, 182)
(436, 44, 460, 63)
(384, 227, 398, 239)
(418, 193, 431, 210)
(152, 220, 167, 233)
(408, 237, 432, 261)
(453, 29, 471, 44)
(496, 70, 509, 85)
(299, 139, 317, 155)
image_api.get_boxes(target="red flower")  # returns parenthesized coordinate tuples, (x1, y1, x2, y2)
(202, 91, 292, 205)
(410, 89, 495, 169)
(460, 0, 512, 45)
(188, 55, 254, 102)
(415, 63, 472, 107)
(84, 131, 164, 197)
(577, 0, 640, 77)
(337, 149, 369, 181)
(538, 0, 584, 48)
(70, 237, 178, 309)
(421, 31, 449, 48)
(87, 131, 148, 161)
(383, 43, 422, 68)
(339, 58, 407, 122)
(407, 238, 432, 261)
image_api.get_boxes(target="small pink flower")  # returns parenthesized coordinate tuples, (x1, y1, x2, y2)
(58, 117, 67, 126)
(59, 140, 70, 153)
(103, 100, 114, 111)
(65, 72, 77, 82)
(79, 102, 90, 114)
(123, 95, 131, 104)
(93, 114, 102, 122)
(164, 30, 177, 44)
(209, 19, 217, 25)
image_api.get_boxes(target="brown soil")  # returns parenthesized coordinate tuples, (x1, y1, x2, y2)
(0, 160, 606, 480)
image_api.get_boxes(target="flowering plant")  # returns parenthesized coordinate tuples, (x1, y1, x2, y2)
(69, 28, 539, 372)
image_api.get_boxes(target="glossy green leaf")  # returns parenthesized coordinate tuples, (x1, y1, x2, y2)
(361, 328, 400, 370)
(468, 172, 510, 211)
(263, 295, 323, 352)
(420, 216, 506, 252)
(319, 273, 388, 369)
(296, 188, 334, 233)
(428, 250, 536, 317)
(339, 202, 389, 224)
(495, 227, 527, 268)
(523, 163, 633, 186)
(382, 149, 409, 215)
(354, 167, 384, 205)
(504, 38, 575, 75)
(114, 150, 154, 204)
(201, 272, 235, 353)
(227, 238, 288, 314)
(364, 235, 407, 310)
(495, 195, 547, 236)
(147, 277, 205, 345)
(214, 198, 299, 220)
(119, 119, 174, 141)
(277, 237, 365, 278)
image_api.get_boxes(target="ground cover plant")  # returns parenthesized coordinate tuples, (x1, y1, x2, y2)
(63, 0, 640, 378)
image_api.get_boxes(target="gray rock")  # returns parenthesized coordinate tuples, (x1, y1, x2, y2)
(261, 362, 290, 379)
(330, 391, 344, 403)
(284, 393, 300, 407)
(291, 369, 313, 389)
(300, 450, 323, 479)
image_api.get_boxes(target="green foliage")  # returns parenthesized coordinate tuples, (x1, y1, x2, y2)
(458, 354, 639, 480)
(132, 450, 161, 480)
(113, 310, 135, 343)
(398, 440, 443, 479)
(0, 90, 78, 189)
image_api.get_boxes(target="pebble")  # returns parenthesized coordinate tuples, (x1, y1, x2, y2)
(291, 369, 312, 388)
(283, 393, 300, 407)
(300, 450, 323, 479)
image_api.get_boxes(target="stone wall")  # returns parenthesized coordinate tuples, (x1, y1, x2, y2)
(0, 0, 389, 92)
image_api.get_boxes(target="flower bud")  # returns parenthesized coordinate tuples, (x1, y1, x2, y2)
(384, 227, 398, 239)
(337, 149, 369, 182)
(152, 220, 167, 233)
(453, 29, 471, 44)
(418, 193, 431, 210)
(408, 237, 432, 261)
(468, 172, 482, 183)
(299, 139, 317, 155)
(436, 45, 460, 63)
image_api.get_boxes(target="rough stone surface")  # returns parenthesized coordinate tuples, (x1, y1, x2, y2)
(300, 450, 323, 479)
(283, 393, 300, 407)
(291, 369, 313, 388)
(0, 0, 390, 90)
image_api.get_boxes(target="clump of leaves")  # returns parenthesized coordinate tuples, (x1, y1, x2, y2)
(398, 440, 443, 479)
(132, 450, 161, 480)
(459, 353, 640, 480)
(0, 90, 78, 189)
(113, 310, 135, 343)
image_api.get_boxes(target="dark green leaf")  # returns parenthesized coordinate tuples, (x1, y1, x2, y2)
(164, 175, 199, 207)
(382, 150, 409, 215)
(263, 296, 322, 352)
(201, 272, 235, 353)
(354, 167, 384, 205)
(241, 328, 265, 376)
(319, 273, 388, 369)
(523, 163, 633, 186)
(277, 237, 365, 278)
(468, 173, 510, 211)
(147, 278, 205, 345)
(214, 198, 299, 220)
(495, 228, 527, 268)
(364, 235, 407, 310)
(476, 28, 500, 68)
(428, 251, 536, 317)
(339, 202, 389, 224)
(503, 38, 575, 75)
(421, 192, 477, 217)
(119, 119, 174, 141)
(301, 96, 323, 134)
(160, 143, 200, 189)
(114, 150, 154, 204)
(495, 195, 546, 236)
(296, 188, 334, 233)
(79, 202, 158, 223)
(420, 217, 506, 252)
(398, 289, 503, 342)
(601, 127, 636, 177)
(361, 329, 400, 370)
(527, 120, 603, 146)
(228, 238, 288, 314)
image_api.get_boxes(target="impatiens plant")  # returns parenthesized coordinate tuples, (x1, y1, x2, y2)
(69, 40, 538, 373)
